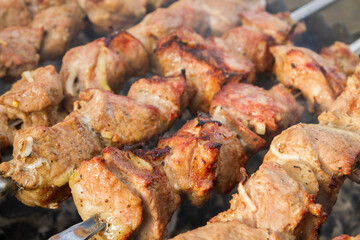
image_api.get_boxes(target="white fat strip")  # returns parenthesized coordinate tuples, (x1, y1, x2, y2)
(238, 183, 257, 212)
(23, 157, 49, 171)
(136, 94, 174, 116)
(269, 144, 301, 162)
(23, 71, 35, 83)
(20, 136, 34, 157)
(65, 59, 80, 96)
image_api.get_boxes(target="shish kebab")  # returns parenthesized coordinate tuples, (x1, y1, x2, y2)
(50, 15, 360, 240)
(0, 0, 337, 207)
(169, 62, 360, 240)
(0, 0, 333, 150)
(49, 46, 359, 240)
(49, 79, 303, 240)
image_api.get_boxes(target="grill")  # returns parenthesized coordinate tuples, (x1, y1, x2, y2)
(0, 0, 360, 239)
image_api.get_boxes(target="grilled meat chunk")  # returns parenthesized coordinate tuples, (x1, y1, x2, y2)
(128, 0, 265, 55)
(333, 234, 360, 240)
(210, 83, 303, 142)
(105, 147, 180, 240)
(77, 0, 173, 33)
(319, 64, 360, 133)
(0, 74, 186, 208)
(31, 3, 85, 60)
(24, 0, 67, 15)
(221, 26, 275, 72)
(0, 26, 43, 79)
(0, 111, 103, 208)
(209, 123, 360, 239)
(70, 156, 143, 240)
(0, 105, 16, 153)
(0, 65, 64, 128)
(155, 27, 255, 113)
(171, 220, 284, 240)
(321, 41, 360, 76)
(75, 75, 186, 148)
(61, 31, 148, 111)
(270, 45, 347, 113)
(158, 114, 248, 205)
(71, 147, 180, 240)
(241, 11, 305, 45)
(211, 162, 323, 239)
(0, 0, 32, 30)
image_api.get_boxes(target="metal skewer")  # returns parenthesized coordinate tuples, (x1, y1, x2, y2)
(49, 215, 106, 240)
(290, 0, 339, 22)
(350, 38, 360, 55)
(0, 176, 16, 198)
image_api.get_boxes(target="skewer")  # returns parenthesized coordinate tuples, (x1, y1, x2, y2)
(48, 215, 106, 240)
(290, 0, 339, 22)
(350, 38, 360, 55)
(0, 176, 15, 198)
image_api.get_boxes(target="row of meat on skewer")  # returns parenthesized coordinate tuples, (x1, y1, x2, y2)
(1, 0, 360, 239)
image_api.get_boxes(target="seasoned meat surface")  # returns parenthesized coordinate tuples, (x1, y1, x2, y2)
(128, 0, 265, 55)
(210, 82, 303, 142)
(61, 31, 148, 111)
(171, 220, 283, 240)
(24, 0, 67, 15)
(70, 156, 143, 240)
(155, 27, 255, 113)
(241, 11, 305, 45)
(0, 105, 16, 152)
(211, 162, 322, 239)
(0, 111, 103, 208)
(76, 75, 186, 148)
(102, 147, 180, 240)
(0, 65, 64, 128)
(0, 0, 32, 30)
(31, 3, 85, 60)
(221, 26, 275, 72)
(265, 124, 360, 213)
(158, 114, 248, 205)
(0, 26, 43, 79)
(319, 64, 360, 132)
(77, 0, 149, 33)
(333, 235, 360, 240)
(321, 41, 360, 76)
(270, 45, 347, 113)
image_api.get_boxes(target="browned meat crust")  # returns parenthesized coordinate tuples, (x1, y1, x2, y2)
(171, 220, 283, 240)
(210, 82, 303, 143)
(31, 2, 85, 60)
(75, 75, 186, 148)
(155, 27, 255, 113)
(0, 26, 43, 79)
(241, 11, 305, 45)
(221, 26, 275, 72)
(0, 65, 63, 128)
(24, 0, 67, 16)
(61, 31, 149, 111)
(318, 64, 360, 133)
(71, 146, 181, 240)
(128, 0, 265, 56)
(270, 45, 347, 113)
(0, 111, 103, 208)
(70, 156, 143, 240)
(333, 234, 360, 240)
(0, 74, 187, 208)
(0, 0, 32, 30)
(0, 105, 16, 152)
(206, 124, 360, 239)
(158, 114, 248, 205)
(321, 41, 360, 76)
